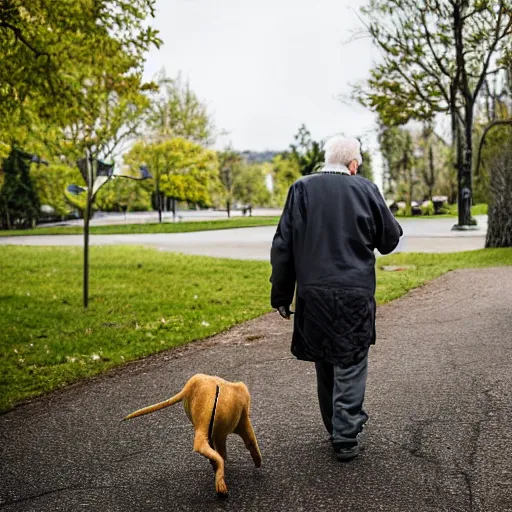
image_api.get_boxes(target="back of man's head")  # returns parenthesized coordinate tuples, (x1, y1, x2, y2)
(324, 136, 362, 167)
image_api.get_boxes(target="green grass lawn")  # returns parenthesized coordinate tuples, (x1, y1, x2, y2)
(447, 203, 488, 216)
(1, 245, 511, 412)
(0, 216, 280, 236)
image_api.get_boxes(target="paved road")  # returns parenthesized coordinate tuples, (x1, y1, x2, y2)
(0, 216, 488, 259)
(40, 208, 283, 227)
(1, 267, 511, 512)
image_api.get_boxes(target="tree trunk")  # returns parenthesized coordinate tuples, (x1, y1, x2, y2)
(485, 143, 512, 248)
(155, 178, 162, 223)
(83, 156, 93, 309)
(408, 169, 413, 215)
(453, 3, 475, 228)
(4, 199, 11, 230)
(428, 145, 435, 200)
(226, 200, 231, 218)
(83, 198, 91, 308)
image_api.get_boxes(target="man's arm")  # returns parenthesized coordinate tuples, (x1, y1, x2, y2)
(371, 184, 403, 255)
(270, 185, 296, 311)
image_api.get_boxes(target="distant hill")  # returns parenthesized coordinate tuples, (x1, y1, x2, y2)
(240, 150, 281, 163)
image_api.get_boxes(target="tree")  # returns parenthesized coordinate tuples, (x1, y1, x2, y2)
(475, 118, 512, 247)
(484, 139, 512, 247)
(379, 126, 418, 213)
(124, 138, 219, 221)
(289, 124, 325, 176)
(417, 125, 437, 201)
(233, 164, 272, 212)
(95, 177, 152, 213)
(146, 71, 216, 146)
(0, 148, 42, 229)
(271, 154, 302, 207)
(353, 0, 512, 227)
(359, 147, 374, 182)
(0, 0, 161, 128)
(473, 67, 512, 203)
(218, 149, 243, 217)
(1, 1, 162, 193)
(31, 163, 83, 218)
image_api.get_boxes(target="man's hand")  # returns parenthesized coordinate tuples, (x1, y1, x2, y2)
(277, 305, 294, 319)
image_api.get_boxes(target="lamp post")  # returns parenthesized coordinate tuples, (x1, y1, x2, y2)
(68, 151, 152, 308)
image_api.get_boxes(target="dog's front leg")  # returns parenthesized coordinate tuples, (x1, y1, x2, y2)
(193, 432, 228, 497)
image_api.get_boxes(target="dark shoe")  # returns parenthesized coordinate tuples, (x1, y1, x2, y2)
(333, 441, 359, 462)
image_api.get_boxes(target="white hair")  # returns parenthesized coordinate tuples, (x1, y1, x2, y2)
(324, 136, 362, 166)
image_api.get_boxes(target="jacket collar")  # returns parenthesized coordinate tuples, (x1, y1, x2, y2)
(317, 164, 350, 175)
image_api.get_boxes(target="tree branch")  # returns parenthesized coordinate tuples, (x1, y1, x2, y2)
(0, 22, 50, 62)
(472, 8, 508, 103)
(420, 10, 451, 78)
(475, 119, 512, 176)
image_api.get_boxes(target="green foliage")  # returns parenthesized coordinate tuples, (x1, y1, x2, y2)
(217, 149, 244, 216)
(31, 163, 82, 217)
(354, 0, 512, 127)
(289, 124, 325, 176)
(0, 0, 161, 131)
(124, 137, 219, 207)
(0, 148, 40, 229)
(233, 163, 272, 208)
(94, 177, 153, 212)
(359, 149, 374, 182)
(474, 112, 512, 204)
(355, 0, 512, 224)
(380, 124, 459, 203)
(146, 70, 216, 146)
(420, 201, 435, 216)
(379, 126, 415, 200)
(396, 202, 486, 217)
(271, 154, 301, 207)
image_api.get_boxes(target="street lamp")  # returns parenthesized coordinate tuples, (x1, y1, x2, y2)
(68, 150, 152, 308)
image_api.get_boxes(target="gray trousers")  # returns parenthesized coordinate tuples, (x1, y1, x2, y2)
(315, 353, 369, 444)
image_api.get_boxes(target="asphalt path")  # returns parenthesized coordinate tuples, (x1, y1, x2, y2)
(0, 216, 488, 259)
(1, 267, 511, 511)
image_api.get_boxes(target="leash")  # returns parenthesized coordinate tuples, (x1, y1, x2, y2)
(208, 385, 220, 448)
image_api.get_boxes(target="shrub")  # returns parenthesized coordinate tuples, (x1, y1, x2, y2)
(420, 201, 435, 216)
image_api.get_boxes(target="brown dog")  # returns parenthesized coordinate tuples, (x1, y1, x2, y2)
(123, 374, 262, 497)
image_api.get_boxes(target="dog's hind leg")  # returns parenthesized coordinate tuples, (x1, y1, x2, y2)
(214, 436, 227, 462)
(193, 432, 228, 497)
(235, 414, 262, 468)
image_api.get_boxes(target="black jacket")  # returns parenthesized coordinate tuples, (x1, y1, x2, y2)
(270, 172, 402, 367)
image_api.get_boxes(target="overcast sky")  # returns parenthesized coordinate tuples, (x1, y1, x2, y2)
(142, 0, 383, 182)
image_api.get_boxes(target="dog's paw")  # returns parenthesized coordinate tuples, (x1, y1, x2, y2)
(250, 448, 262, 468)
(215, 478, 229, 498)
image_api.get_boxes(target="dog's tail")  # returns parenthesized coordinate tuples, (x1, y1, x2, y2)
(123, 390, 185, 421)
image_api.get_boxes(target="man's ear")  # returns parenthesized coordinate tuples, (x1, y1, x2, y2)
(348, 160, 359, 175)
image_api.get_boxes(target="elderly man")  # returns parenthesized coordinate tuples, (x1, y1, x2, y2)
(270, 136, 402, 461)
